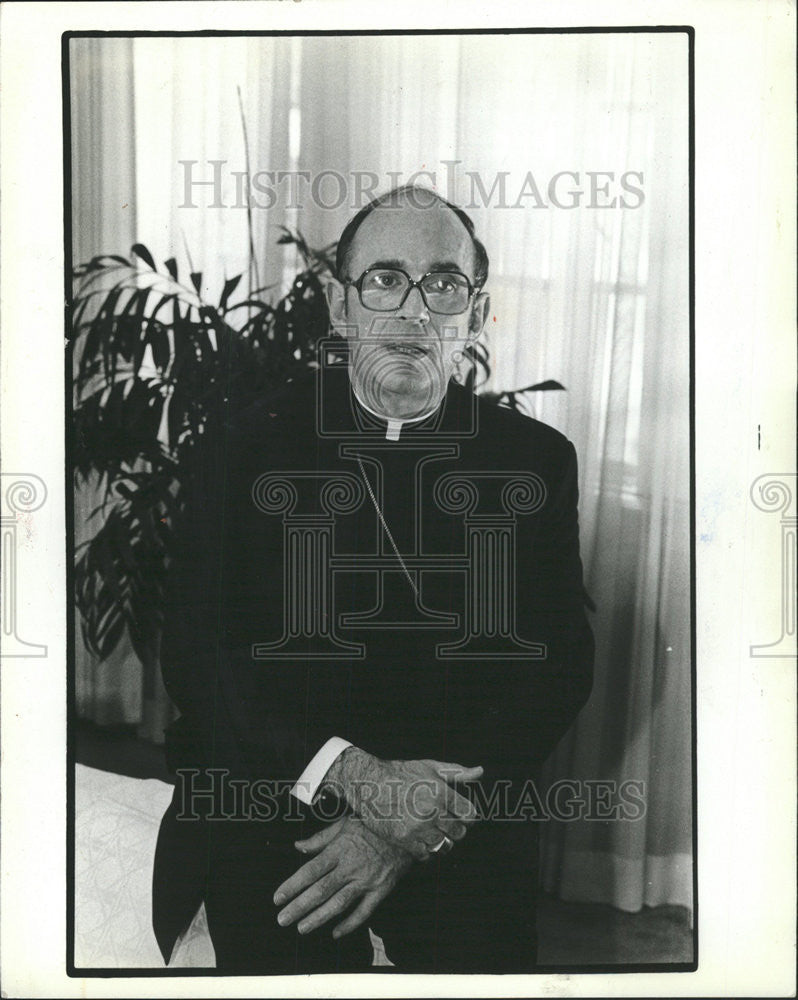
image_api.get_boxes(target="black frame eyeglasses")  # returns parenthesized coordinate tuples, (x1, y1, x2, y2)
(344, 266, 478, 315)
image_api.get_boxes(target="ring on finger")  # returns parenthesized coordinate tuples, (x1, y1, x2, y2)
(428, 834, 454, 855)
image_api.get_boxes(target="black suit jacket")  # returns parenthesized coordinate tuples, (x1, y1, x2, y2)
(152, 365, 594, 967)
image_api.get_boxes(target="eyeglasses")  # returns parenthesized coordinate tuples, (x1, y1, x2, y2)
(345, 267, 477, 315)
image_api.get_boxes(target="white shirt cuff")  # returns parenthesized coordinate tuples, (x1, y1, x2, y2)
(290, 737, 353, 805)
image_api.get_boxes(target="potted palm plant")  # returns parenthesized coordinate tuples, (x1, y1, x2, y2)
(71, 229, 336, 664)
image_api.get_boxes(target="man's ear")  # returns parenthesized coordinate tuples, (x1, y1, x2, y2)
(468, 291, 490, 339)
(326, 280, 350, 336)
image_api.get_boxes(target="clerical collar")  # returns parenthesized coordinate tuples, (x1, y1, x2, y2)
(351, 388, 444, 441)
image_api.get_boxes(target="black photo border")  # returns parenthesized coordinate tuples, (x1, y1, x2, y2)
(63, 24, 697, 979)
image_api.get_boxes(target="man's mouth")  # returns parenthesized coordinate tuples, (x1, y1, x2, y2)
(383, 342, 430, 357)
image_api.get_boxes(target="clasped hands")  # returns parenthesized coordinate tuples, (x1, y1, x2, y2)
(274, 750, 483, 939)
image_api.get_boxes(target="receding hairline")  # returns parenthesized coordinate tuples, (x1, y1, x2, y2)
(346, 197, 476, 268)
(336, 184, 489, 287)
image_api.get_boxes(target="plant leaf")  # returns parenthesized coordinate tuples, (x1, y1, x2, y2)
(131, 243, 157, 271)
(219, 274, 242, 312)
(519, 379, 566, 392)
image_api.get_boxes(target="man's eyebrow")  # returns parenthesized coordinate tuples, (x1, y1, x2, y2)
(367, 258, 407, 270)
(429, 260, 469, 274)
(366, 259, 468, 274)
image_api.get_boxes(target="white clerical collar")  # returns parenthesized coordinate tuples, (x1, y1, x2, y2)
(352, 388, 443, 441)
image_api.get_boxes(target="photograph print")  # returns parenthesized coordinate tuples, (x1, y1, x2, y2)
(67, 27, 694, 975)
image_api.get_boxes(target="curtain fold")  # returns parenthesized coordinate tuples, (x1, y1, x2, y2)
(70, 33, 691, 912)
(70, 38, 170, 738)
(538, 35, 692, 918)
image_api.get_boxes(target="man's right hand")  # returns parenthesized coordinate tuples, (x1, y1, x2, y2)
(322, 749, 483, 861)
(273, 816, 413, 939)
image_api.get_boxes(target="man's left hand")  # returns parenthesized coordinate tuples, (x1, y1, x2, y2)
(273, 816, 413, 938)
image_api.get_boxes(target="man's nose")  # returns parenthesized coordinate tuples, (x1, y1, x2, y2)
(397, 284, 430, 320)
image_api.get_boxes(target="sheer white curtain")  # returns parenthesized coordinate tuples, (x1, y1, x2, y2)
(72, 38, 296, 739)
(130, 36, 295, 297)
(71, 33, 691, 912)
(525, 38, 692, 916)
(70, 38, 166, 735)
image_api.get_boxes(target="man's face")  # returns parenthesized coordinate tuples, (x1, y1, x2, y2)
(328, 198, 489, 421)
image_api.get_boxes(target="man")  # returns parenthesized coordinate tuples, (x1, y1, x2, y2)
(153, 185, 594, 973)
